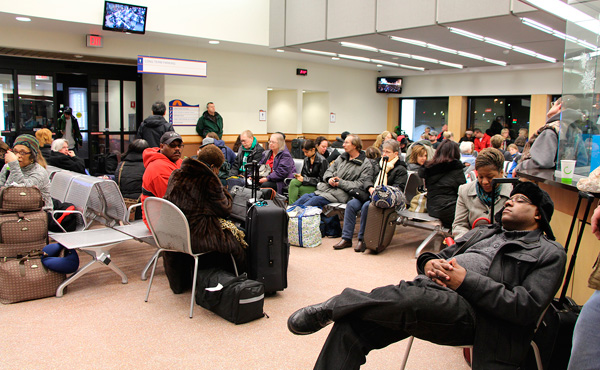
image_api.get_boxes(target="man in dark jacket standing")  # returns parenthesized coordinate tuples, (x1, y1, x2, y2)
(288, 182, 566, 370)
(136, 101, 174, 148)
(196, 102, 223, 139)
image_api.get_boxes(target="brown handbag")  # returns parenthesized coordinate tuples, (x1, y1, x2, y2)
(0, 250, 65, 304)
(0, 187, 44, 213)
(0, 211, 48, 257)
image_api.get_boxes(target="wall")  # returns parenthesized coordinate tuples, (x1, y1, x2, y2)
(302, 92, 329, 134)
(267, 90, 297, 134)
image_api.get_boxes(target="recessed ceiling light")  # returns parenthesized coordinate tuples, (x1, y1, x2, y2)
(74, 55, 84, 59)
(276, 49, 284, 53)
(209, 40, 220, 45)
(376, 64, 383, 67)
(16, 17, 31, 22)
(300, 48, 337, 57)
(331, 57, 340, 60)
(267, 88, 273, 91)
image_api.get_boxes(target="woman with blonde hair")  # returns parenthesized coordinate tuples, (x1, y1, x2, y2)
(373, 130, 393, 150)
(36, 128, 53, 160)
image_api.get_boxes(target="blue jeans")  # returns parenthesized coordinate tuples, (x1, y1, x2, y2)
(293, 193, 330, 208)
(341, 199, 370, 241)
(568, 290, 600, 370)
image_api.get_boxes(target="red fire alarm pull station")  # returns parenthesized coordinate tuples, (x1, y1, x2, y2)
(296, 68, 308, 76)
(130, 101, 136, 108)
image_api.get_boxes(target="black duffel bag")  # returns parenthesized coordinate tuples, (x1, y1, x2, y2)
(196, 268, 265, 325)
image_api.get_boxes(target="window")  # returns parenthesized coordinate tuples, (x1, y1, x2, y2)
(468, 96, 530, 139)
(17, 74, 54, 131)
(400, 98, 448, 141)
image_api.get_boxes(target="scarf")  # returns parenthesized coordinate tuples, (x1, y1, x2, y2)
(241, 137, 258, 174)
(476, 181, 502, 208)
(219, 218, 248, 248)
(375, 156, 398, 186)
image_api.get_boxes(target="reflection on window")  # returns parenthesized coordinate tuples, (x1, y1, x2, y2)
(0, 74, 14, 133)
(17, 74, 54, 131)
(69, 87, 88, 131)
(400, 98, 448, 141)
(468, 96, 530, 140)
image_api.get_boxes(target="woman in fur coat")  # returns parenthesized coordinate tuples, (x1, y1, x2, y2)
(162, 144, 247, 294)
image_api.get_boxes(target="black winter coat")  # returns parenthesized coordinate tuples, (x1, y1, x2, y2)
(48, 151, 86, 174)
(300, 152, 328, 186)
(419, 160, 465, 228)
(136, 115, 174, 148)
(230, 143, 265, 176)
(114, 152, 145, 199)
(40, 145, 51, 161)
(374, 158, 408, 191)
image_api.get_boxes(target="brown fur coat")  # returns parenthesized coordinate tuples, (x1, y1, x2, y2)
(164, 158, 246, 264)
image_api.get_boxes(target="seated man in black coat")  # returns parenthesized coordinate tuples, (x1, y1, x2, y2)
(288, 182, 566, 369)
(48, 138, 86, 174)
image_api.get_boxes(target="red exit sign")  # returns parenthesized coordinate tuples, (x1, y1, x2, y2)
(86, 34, 103, 48)
(296, 68, 308, 76)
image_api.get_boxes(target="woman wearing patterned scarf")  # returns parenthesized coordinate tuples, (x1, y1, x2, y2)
(452, 148, 512, 239)
(0, 134, 53, 211)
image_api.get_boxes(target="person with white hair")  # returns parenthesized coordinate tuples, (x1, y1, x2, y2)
(459, 141, 476, 171)
(48, 138, 86, 174)
(257, 132, 296, 193)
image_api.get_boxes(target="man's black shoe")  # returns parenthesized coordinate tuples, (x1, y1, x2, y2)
(288, 299, 335, 335)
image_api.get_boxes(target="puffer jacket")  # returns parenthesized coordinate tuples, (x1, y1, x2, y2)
(136, 115, 174, 148)
(315, 151, 373, 203)
(419, 159, 465, 228)
(141, 147, 182, 226)
(115, 151, 145, 199)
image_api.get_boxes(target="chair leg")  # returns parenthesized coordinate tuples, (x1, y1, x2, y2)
(145, 249, 162, 302)
(414, 230, 440, 258)
(230, 254, 239, 277)
(531, 341, 543, 370)
(399, 336, 415, 370)
(190, 256, 200, 319)
(141, 248, 162, 281)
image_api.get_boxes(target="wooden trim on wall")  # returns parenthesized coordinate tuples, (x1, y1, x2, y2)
(387, 98, 399, 133)
(530, 94, 551, 134)
(448, 96, 468, 140)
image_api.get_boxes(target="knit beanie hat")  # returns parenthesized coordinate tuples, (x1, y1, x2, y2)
(14, 134, 40, 158)
(510, 181, 555, 240)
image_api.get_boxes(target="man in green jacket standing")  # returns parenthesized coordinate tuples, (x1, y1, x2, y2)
(195, 102, 223, 139)
(56, 107, 83, 150)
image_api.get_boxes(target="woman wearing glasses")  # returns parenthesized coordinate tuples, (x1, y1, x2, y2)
(452, 148, 513, 239)
(0, 134, 53, 211)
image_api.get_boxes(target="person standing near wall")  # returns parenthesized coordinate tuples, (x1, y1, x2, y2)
(196, 102, 223, 139)
(136, 101, 173, 148)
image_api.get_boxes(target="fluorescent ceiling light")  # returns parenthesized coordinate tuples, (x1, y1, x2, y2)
(438, 61, 464, 69)
(379, 49, 411, 58)
(16, 16, 31, 22)
(483, 58, 508, 66)
(458, 51, 484, 61)
(276, 49, 285, 53)
(521, 17, 554, 34)
(521, 0, 600, 35)
(484, 37, 512, 49)
(427, 44, 457, 54)
(299, 48, 337, 57)
(449, 27, 484, 41)
(209, 40, 220, 44)
(338, 54, 371, 62)
(521, 17, 596, 51)
(340, 42, 378, 52)
(390, 36, 427, 47)
(399, 64, 425, 71)
(331, 57, 340, 60)
(512, 46, 538, 57)
(411, 55, 438, 63)
(370, 59, 399, 67)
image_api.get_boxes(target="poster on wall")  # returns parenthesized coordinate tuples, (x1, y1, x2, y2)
(138, 55, 207, 77)
(169, 100, 199, 127)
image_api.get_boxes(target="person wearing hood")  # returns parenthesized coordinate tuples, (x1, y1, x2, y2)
(515, 95, 588, 174)
(205, 132, 236, 166)
(136, 101, 174, 148)
(230, 130, 264, 177)
(48, 138, 86, 174)
(196, 101, 223, 139)
(419, 140, 466, 229)
(141, 132, 183, 227)
(115, 139, 150, 201)
(258, 133, 296, 194)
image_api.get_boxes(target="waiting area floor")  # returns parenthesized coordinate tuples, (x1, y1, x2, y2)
(0, 227, 470, 370)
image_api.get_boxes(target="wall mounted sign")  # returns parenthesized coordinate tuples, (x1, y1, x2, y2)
(169, 100, 200, 126)
(138, 55, 207, 77)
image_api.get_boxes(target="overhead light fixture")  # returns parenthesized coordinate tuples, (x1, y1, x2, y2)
(379, 49, 411, 58)
(340, 42, 378, 52)
(16, 16, 31, 22)
(74, 55, 84, 59)
(276, 49, 285, 53)
(209, 40, 220, 44)
(376, 64, 383, 67)
(338, 54, 371, 62)
(399, 64, 425, 71)
(411, 55, 439, 63)
(448, 27, 484, 41)
(521, 18, 587, 45)
(299, 48, 337, 57)
(267, 88, 273, 91)
(331, 57, 340, 60)
(389, 36, 427, 47)
(371, 59, 399, 67)
(390, 34, 505, 66)
(521, 0, 600, 35)
(449, 26, 557, 63)
(380, 48, 463, 68)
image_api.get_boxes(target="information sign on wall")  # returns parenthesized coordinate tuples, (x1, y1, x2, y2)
(169, 100, 200, 127)
(138, 56, 207, 77)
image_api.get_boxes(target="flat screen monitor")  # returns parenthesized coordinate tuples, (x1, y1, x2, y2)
(376, 77, 403, 94)
(103, 1, 147, 35)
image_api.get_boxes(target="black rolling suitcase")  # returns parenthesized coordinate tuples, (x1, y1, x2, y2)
(529, 191, 592, 370)
(245, 162, 289, 294)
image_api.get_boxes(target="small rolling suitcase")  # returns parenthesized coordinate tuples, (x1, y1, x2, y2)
(364, 156, 397, 253)
(245, 162, 289, 294)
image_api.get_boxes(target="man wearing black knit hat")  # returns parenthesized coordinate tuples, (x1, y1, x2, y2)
(288, 181, 566, 370)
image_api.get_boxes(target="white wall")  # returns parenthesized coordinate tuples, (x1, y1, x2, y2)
(267, 90, 297, 134)
(1, 0, 269, 46)
(302, 92, 329, 134)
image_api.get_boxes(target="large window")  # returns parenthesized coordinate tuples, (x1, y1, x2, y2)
(468, 96, 530, 139)
(400, 98, 448, 141)
(17, 74, 54, 131)
(0, 74, 14, 133)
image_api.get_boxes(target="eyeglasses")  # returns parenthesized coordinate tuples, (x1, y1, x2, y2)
(168, 142, 184, 149)
(13, 150, 31, 156)
(505, 194, 533, 206)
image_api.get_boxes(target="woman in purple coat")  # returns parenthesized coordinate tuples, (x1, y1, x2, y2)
(258, 132, 295, 194)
